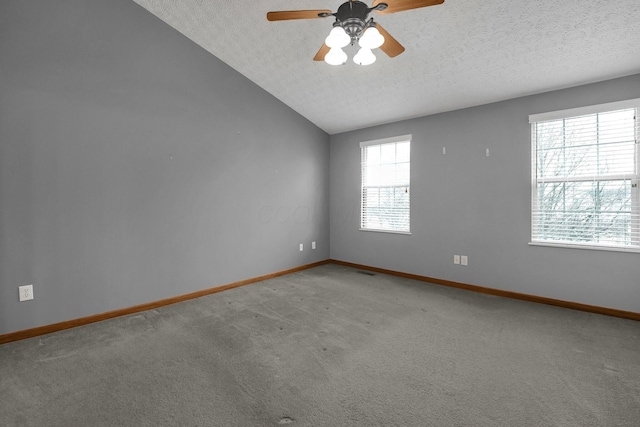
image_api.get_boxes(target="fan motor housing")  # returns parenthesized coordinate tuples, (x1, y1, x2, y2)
(336, 1, 371, 41)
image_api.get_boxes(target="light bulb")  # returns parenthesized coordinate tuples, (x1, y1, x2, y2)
(353, 48, 376, 66)
(325, 26, 350, 49)
(359, 27, 384, 49)
(325, 47, 347, 65)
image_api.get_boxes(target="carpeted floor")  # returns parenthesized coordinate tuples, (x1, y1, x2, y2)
(1, 264, 639, 426)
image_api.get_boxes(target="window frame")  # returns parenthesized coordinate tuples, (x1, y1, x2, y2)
(360, 134, 412, 235)
(529, 98, 640, 253)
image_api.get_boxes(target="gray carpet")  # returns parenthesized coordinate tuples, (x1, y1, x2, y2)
(1, 264, 639, 426)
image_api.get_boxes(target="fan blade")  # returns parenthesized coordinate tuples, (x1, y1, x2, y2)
(313, 43, 331, 61)
(267, 10, 333, 21)
(376, 24, 405, 58)
(373, 0, 444, 14)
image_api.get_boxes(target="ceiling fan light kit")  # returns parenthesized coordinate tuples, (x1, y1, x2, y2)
(325, 24, 383, 65)
(267, 0, 445, 65)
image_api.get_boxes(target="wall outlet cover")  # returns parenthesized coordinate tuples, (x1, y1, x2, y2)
(19, 284, 34, 301)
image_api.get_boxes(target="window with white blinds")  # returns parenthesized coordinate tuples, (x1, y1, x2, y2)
(360, 135, 411, 234)
(530, 99, 640, 251)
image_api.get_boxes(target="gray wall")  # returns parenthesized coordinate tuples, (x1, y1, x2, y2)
(330, 74, 640, 313)
(0, 0, 329, 335)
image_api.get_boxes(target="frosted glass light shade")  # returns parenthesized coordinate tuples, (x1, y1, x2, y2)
(353, 48, 376, 65)
(325, 26, 350, 49)
(359, 27, 384, 49)
(325, 47, 348, 65)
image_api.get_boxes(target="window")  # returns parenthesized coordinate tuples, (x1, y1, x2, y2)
(530, 99, 640, 251)
(360, 135, 411, 233)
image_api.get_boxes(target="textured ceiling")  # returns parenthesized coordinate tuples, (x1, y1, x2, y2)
(132, 0, 640, 134)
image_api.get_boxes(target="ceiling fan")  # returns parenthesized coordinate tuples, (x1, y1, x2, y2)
(267, 0, 444, 65)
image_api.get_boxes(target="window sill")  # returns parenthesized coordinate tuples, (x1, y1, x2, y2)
(360, 228, 411, 235)
(529, 241, 640, 254)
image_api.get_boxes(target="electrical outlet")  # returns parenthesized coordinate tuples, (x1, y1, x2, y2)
(299, 243, 304, 251)
(19, 284, 34, 302)
(461, 255, 468, 266)
(453, 255, 460, 265)
(312, 241, 316, 250)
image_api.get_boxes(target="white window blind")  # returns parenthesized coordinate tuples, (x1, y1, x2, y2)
(530, 99, 640, 251)
(360, 135, 411, 233)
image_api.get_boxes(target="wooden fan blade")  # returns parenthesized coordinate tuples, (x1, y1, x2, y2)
(267, 10, 332, 21)
(313, 43, 330, 61)
(373, 0, 444, 14)
(377, 24, 405, 58)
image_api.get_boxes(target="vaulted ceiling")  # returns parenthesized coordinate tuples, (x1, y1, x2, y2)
(133, 0, 640, 134)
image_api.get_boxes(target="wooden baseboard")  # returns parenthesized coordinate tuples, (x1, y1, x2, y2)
(3, 258, 638, 345)
(0, 260, 330, 345)
(329, 259, 640, 322)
